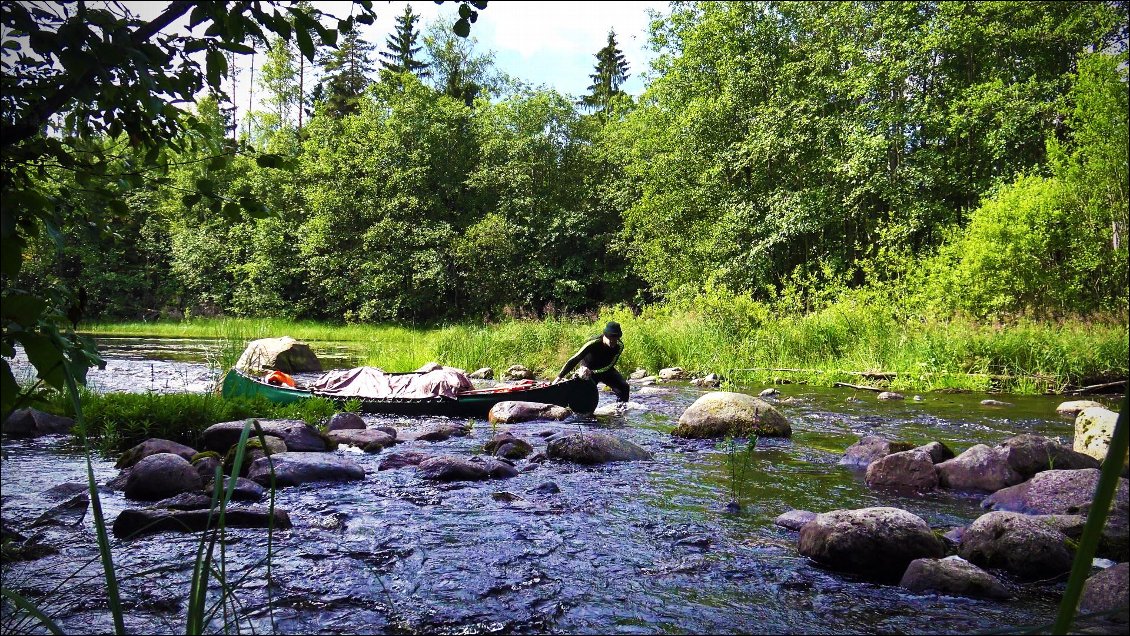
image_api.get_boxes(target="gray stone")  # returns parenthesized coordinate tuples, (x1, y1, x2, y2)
(2, 408, 75, 438)
(877, 391, 904, 401)
(1079, 562, 1129, 631)
(958, 511, 1074, 581)
(865, 449, 939, 494)
(915, 441, 956, 465)
(235, 336, 322, 373)
(484, 432, 534, 459)
(416, 455, 489, 482)
(999, 434, 1099, 480)
(1075, 407, 1126, 471)
(1056, 400, 1105, 417)
(899, 556, 1012, 600)
(674, 391, 791, 439)
(123, 453, 203, 501)
(488, 401, 572, 424)
(840, 436, 916, 468)
(378, 451, 429, 470)
(470, 367, 494, 380)
(247, 452, 365, 487)
(775, 509, 817, 531)
(204, 477, 266, 502)
(326, 412, 366, 431)
(546, 431, 652, 464)
(202, 419, 327, 453)
(113, 506, 291, 539)
(797, 507, 944, 582)
(327, 428, 395, 452)
(935, 444, 1024, 493)
(117, 438, 197, 469)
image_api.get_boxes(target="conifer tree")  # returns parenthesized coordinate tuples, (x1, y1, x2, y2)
(380, 4, 431, 78)
(580, 29, 630, 116)
(316, 23, 377, 117)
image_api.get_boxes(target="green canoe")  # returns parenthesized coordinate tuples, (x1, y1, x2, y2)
(220, 368, 599, 418)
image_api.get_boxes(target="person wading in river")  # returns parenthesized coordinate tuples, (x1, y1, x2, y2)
(554, 321, 629, 402)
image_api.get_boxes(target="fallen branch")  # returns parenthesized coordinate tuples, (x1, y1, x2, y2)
(1068, 380, 1128, 396)
(833, 382, 885, 393)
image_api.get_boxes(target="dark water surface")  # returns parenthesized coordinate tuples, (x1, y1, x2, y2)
(1, 339, 1121, 634)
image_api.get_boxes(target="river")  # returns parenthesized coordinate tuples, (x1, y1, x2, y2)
(1, 338, 1121, 634)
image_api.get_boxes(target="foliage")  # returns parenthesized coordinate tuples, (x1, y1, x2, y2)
(617, 1, 1127, 303)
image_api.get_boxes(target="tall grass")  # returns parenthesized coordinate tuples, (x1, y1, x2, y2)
(40, 389, 340, 454)
(83, 298, 1127, 395)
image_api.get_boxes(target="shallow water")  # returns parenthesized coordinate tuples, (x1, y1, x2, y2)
(1, 339, 1121, 634)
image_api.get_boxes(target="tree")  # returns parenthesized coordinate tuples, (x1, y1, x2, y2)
(258, 36, 301, 133)
(380, 4, 431, 78)
(423, 16, 502, 106)
(580, 29, 630, 116)
(316, 22, 378, 117)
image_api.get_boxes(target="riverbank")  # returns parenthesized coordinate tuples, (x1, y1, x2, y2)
(83, 304, 1128, 396)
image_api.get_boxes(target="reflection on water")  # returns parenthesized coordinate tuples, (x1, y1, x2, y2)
(2, 338, 1120, 634)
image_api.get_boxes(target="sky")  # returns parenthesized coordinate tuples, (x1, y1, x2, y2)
(124, 0, 670, 111)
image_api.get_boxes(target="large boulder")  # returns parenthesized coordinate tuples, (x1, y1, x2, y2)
(123, 453, 203, 501)
(935, 444, 1024, 493)
(116, 438, 197, 469)
(488, 401, 571, 424)
(1074, 407, 1126, 472)
(797, 507, 944, 582)
(546, 431, 652, 464)
(982, 468, 1129, 518)
(958, 511, 1074, 581)
(673, 392, 791, 439)
(865, 449, 939, 494)
(235, 336, 322, 373)
(899, 556, 1012, 600)
(840, 436, 915, 468)
(246, 452, 364, 487)
(2, 408, 75, 438)
(999, 434, 1099, 479)
(202, 419, 328, 453)
(981, 468, 1129, 562)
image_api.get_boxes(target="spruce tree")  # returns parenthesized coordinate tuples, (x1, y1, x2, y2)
(380, 4, 431, 78)
(316, 23, 377, 117)
(580, 30, 630, 116)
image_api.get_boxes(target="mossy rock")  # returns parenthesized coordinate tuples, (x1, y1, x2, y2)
(673, 391, 791, 438)
(191, 451, 222, 464)
(223, 437, 287, 476)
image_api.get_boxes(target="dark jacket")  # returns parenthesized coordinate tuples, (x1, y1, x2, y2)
(557, 336, 622, 379)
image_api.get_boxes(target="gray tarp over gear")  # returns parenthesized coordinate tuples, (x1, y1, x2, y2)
(311, 367, 474, 399)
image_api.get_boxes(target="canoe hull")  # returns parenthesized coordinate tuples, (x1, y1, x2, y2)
(220, 368, 599, 418)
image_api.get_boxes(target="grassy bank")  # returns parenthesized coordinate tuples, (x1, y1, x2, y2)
(84, 302, 1128, 395)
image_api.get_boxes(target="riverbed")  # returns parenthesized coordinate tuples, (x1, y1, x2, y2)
(1, 339, 1121, 634)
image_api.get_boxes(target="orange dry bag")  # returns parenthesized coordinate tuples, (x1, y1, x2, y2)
(264, 370, 296, 387)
